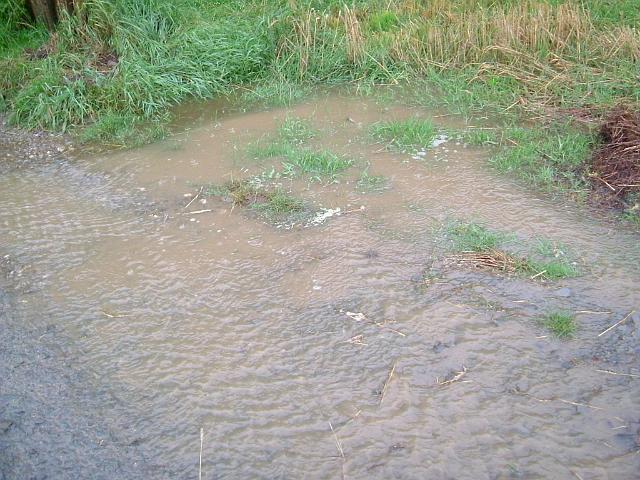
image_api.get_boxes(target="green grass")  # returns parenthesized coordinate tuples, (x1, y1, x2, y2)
(247, 138, 292, 159)
(622, 210, 640, 227)
(253, 189, 304, 217)
(488, 125, 595, 195)
(241, 81, 312, 108)
(447, 222, 510, 253)
(80, 112, 168, 147)
(370, 118, 438, 151)
(414, 71, 525, 120)
(542, 311, 577, 338)
(449, 122, 595, 196)
(368, 11, 400, 33)
(284, 148, 352, 178)
(2, 0, 638, 141)
(519, 258, 578, 280)
(248, 117, 351, 179)
(457, 129, 499, 146)
(277, 117, 315, 144)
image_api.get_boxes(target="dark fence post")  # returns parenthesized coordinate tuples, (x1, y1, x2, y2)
(26, 0, 76, 29)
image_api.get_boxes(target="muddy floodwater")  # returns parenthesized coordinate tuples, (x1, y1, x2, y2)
(1, 94, 639, 479)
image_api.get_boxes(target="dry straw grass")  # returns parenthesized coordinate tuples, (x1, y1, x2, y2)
(341, 5, 364, 64)
(277, 1, 639, 102)
(425, 3, 634, 62)
(447, 249, 523, 274)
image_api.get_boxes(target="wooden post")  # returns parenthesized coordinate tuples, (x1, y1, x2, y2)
(25, 0, 76, 29)
(26, 0, 58, 29)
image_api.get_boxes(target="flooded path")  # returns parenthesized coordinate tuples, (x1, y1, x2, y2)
(1, 94, 639, 479)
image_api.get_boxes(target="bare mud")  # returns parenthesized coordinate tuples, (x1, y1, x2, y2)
(0, 116, 75, 174)
(1, 93, 639, 479)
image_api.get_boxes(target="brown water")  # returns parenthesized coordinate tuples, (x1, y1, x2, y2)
(1, 93, 639, 479)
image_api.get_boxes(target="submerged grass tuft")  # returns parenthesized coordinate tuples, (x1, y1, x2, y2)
(247, 140, 292, 159)
(241, 81, 312, 108)
(207, 180, 305, 222)
(523, 259, 578, 280)
(489, 125, 595, 194)
(253, 189, 304, 216)
(356, 170, 389, 193)
(447, 222, 509, 253)
(277, 117, 315, 144)
(248, 117, 351, 179)
(542, 311, 577, 338)
(80, 112, 168, 147)
(458, 129, 499, 146)
(285, 148, 352, 178)
(370, 118, 437, 151)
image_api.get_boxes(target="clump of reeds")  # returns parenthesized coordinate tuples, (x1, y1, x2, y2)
(341, 5, 364, 64)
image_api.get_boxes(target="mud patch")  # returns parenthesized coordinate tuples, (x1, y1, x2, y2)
(591, 107, 640, 210)
(0, 116, 75, 173)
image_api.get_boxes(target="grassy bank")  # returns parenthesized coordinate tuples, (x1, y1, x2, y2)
(1, 0, 639, 218)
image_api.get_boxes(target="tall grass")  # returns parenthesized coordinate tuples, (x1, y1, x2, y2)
(1, 0, 639, 140)
(3, 0, 275, 131)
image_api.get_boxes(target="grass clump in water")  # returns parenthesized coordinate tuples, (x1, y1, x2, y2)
(247, 140, 292, 160)
(277, 117, 315, 144)
(241, 81, 312, 108)
(489, 125, 595, 195)
(356, 170, 389, 193)
(447, 222, 509, 253)
(248, 117, 351, 180)
(450, 123, 594, 196)
(207, 180, 305, 223)
(542, 311, 577, 338)
(285, 148, 351, 178)
(524, 260, 578, 280)
(445, 221, 578, 280)
(254, 189, 304, 217)
(457, 129, 499, 146)
(370, 119, 438, 151)
(80, 112, 168, 147)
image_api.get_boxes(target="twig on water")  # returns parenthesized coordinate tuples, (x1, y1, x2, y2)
(343, 311, 406, 337)
(199, 427, 203, 480)
(328, 422, 344, 458)
(374, 321, 406, 337)
(529, 270, 547, 280)
(520, 392, 603, 410)
(341, 334, 367, 346)
(101, 310, 129, 318)
(575, 310, 611, 315)
(345, 311, 366, 322)
(341, 206, 366, 215)
(596, 369, 639, 378)
(598, 310, 635, 337)
(184, 187, 203, 210)
(436, 365, 468, 386)
(380, 361, 397, 405)
(181, 209, 213, 215)
(572, 470, 585, 480)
